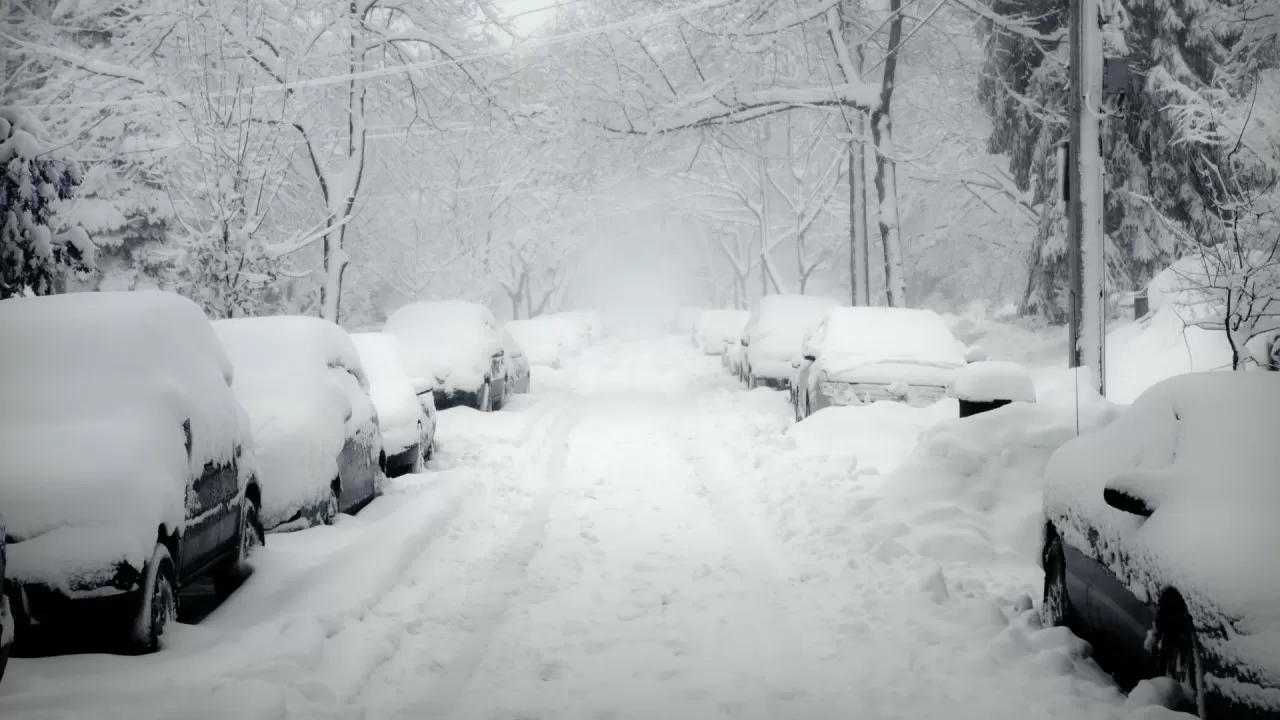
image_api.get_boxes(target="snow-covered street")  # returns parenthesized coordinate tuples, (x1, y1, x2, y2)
(1, 338, 1148, 720)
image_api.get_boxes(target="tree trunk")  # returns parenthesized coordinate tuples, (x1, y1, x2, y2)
(872, 0, 906, 308)
(850, 138, 871, 305)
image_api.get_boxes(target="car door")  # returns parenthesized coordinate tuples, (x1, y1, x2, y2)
(798, 320, 827, 413)
(183, 420, 240, 579)
(1068, 521, 1157, 675)
(332, 368, 380, 512)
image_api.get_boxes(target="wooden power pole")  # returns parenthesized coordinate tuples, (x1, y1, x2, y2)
(1068, 0, 1107, 395)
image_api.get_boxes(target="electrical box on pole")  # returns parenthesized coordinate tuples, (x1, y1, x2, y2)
(1068, 0, 1107, 396)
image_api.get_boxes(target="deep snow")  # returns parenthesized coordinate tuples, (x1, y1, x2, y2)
(0, 336, 1181, 720)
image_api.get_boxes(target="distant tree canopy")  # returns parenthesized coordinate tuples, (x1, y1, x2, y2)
(977, 0, 1279, 323)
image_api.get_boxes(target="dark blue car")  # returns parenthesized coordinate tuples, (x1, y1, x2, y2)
(1040, 373, 1280, 720)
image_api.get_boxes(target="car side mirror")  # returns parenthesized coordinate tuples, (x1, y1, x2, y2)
(1103, 487, 1156, 518)
(803, 354, 816, 362)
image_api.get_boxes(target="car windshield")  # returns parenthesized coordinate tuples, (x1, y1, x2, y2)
(821, 308, 965, 367)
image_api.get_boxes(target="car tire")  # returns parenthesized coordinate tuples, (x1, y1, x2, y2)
(1158, 597, 1208, 718)
(478, 381, 492, 412)
(747, 373, 757, 390)
(0, 640, 8, 686)
(214, 495, 264, 599)
(322, 482, 341, 525)
(1041, 535, 1073, 629)
(411, 423, 426, 474)
(130, 544, 177, 654)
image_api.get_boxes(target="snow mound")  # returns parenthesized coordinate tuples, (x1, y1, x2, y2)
(385, 301, 502, 393)
(788, 401, 956, 474)
(0, 291, 254, 591)
(953, 361, 1037, 403)
(350, 332, 427, 456)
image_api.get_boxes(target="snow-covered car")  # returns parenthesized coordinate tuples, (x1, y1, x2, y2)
(695, 309, 751, 356)
(724, 338, 746, 377)
(350, 332, 434, 478)
(506, 317, 563, 369)
(215, 316, 384, 532)
(792, 307, 983, 418)
(0, 291, 263, 654)
(1, 516, 12, 684)
(671, 306, 705, 335)
(545, 313, 591, 357)
(1041, 372, 1280, 718)
(501, 329, 531, 399)
(385, 301, 508, 412)
(555, 310, 604, 343)
(741, 295, 841, 390)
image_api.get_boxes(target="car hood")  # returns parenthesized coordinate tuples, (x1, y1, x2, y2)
(820, 358, 960, 387)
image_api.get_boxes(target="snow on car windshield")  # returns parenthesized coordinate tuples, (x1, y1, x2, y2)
(821, 307, 965, 367)
(748, 295, 841, 355)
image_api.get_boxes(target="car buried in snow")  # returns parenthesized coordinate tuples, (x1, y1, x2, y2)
(501, 328, 532, 400)
(384, 301, 509, 412)
(0, 291, 263, 655)
(694, 309, 751, 357)
(350, 332, 436, 478)
(1040, 372, 1280, 719)
(791, 307, 1005, 420)
(506, 317, 565, 369)
(215, 316, 384, 532)
(740, 294, 842, 391)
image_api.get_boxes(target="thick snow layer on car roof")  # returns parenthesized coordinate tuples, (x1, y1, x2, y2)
(952, 361, 1036, 403)
(746, 295, 841, 361)
(384, 301, 501, 392)
(0, 291, 251, 588)
(350, 333, 426, 456)
(507, 318, 565, 367)
(696, 309, 750, 352)
(819, 307, 966, 371)
(1044, 372, 1280, 693)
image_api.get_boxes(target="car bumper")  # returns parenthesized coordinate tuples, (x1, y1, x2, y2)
(385, 442, 423, 478)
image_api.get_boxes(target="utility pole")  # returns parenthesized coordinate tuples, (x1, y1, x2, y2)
(1068, 0, 1107, 395)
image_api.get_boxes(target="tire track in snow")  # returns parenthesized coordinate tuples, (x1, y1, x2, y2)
(389, 403, 583, 720)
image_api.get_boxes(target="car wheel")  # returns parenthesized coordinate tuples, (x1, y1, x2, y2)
(131, 544, 177, 654)
(322, 482, 341, 524)
(214, 495, 264, 598)
(747, 373, 758, 390)
(410, 423, 426, 474)
(478, 381, 492, 412)
(0, 639, 8, 686)
(1041, 535, 1073, 629)
(1158, 598, 1207, 718)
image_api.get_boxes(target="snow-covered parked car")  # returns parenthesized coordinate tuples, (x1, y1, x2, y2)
(501, 328, 531, 399)
(1, 517, 12, 683)
(792, 307, 999, 419)
(0, 291, 263, 653)
(1041, 372, 1280, 718)
(215, 316, 384, 532)
(695, 309, 751, 356)
(350, 332, 435, 478)
(741, 295, 841, 390)
(506, 317, 564, 369)
(385, 301, 507, 412)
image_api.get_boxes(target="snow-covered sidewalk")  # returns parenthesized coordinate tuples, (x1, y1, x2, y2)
(1, 337, 1161, 720)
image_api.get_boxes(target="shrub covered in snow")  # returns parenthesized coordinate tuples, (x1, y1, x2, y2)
(0, 291, 256, 597)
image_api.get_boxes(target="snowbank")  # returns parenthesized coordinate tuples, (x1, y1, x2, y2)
(953, 361, 1037, 403)
(215, 317, 370, 530)
(1045, 372, 1280, 702)
(0, 291, 253, 593)
(350, 333, 427, 456)
(384, 301, 502, 393)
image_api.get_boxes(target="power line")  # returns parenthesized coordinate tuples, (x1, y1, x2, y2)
(17, 0, 728, 111)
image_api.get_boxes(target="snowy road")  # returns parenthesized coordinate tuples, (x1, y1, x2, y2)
(1, 337, 1144, 720)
